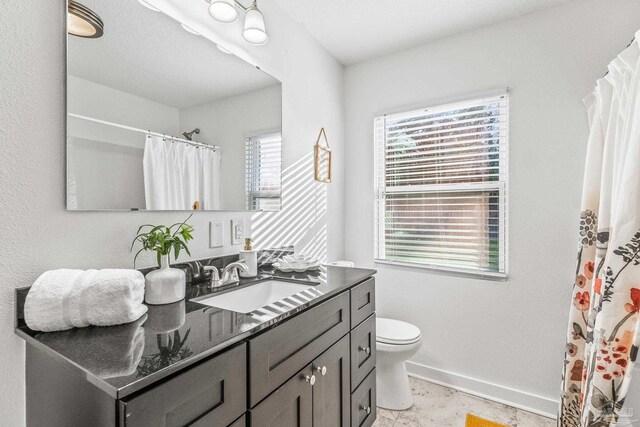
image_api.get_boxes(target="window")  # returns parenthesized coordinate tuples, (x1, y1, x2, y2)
(245, 132, 282, 211)
(374, 94, 508, 278)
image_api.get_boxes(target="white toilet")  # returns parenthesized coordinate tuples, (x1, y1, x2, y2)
(376, 317, 423, 410)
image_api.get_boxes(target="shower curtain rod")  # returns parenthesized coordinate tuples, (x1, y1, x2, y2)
(68, 113, 219, 150)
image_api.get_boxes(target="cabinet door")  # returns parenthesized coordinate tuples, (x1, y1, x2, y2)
(250, 365, 314, 427)
(312, 334, 350, 427)
(121, 343, 246, 427)
(248, 292, 350, 406)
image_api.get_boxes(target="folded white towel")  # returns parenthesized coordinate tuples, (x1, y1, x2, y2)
(25, 269, 148, 332)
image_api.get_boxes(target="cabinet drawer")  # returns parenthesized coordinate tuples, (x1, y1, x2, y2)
(350, 314, 376, 391)
(250, 364, 313, 427)
(121, 343, 246, 427)
(350, 278, 375, 328)
(351, 368, 376, 427)
(249, 292, 350, 406)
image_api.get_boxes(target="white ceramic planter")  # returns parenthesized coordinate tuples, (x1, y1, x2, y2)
(144, 255, 186, 305)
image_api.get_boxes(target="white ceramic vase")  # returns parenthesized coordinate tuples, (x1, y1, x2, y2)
(144, 254, 186, 305)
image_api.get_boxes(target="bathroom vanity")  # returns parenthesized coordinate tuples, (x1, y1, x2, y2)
(15, 264, 377, 427)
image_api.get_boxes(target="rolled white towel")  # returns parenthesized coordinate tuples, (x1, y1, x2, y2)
(25, 269, 148, 332)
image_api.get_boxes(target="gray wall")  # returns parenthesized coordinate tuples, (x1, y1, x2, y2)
(343, 0, 640, 415)
(0, 0, 344, 424)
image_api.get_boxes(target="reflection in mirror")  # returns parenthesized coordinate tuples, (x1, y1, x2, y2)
(66, 0, 282, 211)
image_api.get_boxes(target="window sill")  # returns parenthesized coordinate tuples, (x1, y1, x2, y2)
(374, 259, 508, 281)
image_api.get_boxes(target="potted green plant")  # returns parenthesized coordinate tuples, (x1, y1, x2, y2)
(131, 214, 194, 305)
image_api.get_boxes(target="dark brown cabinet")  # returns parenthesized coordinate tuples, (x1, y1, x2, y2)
(24, 277, 376, 427)
(251, 334, 352, 427)
(351, 369, 377, 427)
(250, 364, 314, 427)
(120, 343, 247, 427)
(350, 314, 376, 391)
(228, 415, 246, 427)
(312, 335, 351, 427)
(350, 278, 375, 328)
(248, 292, 350, 406)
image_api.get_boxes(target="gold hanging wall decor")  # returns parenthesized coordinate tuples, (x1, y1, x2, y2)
(314, 128, 332, 183)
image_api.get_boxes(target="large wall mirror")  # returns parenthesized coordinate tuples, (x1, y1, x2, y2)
(66, 0, 282, 211)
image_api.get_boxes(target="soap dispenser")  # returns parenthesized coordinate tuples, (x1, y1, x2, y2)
(239, 237, 258, 278)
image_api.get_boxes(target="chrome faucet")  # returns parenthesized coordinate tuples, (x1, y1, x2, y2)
(204, 260, 249, 288)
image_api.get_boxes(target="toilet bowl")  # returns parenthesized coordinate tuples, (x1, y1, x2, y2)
(375, 317, 422, 410)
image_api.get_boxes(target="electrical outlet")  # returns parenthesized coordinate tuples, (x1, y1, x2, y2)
(209, 221, 223, 248)
(230, 219, 243, 245)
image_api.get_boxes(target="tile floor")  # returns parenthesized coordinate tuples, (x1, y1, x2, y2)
(372, 377, 556, 427)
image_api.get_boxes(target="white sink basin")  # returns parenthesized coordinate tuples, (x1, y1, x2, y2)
(193, 280, 314, 313)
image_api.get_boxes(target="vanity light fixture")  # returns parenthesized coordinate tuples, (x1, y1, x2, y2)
(209, 0, 239, 23)
(137, 0, 160, 12)
(242, 1, 268, 45)
(67, 0, 104, 39)
(208, 0, 269, 45)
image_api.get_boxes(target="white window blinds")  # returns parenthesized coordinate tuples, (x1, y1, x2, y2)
(374, 94, 508, 277)
(245, 132, 282, 211)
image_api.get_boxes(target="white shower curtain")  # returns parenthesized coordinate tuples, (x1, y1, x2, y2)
(143, 135, 220, 210)
(560, 34, 640, 426)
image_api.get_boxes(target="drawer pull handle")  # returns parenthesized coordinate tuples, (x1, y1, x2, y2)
(360, 405, 372, 414)
(316, 365, 327, 376)
(305, 374, 316, 386)
(359, 346, 371, 355)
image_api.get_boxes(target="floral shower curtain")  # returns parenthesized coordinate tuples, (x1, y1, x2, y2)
(560, 35, 640, 426)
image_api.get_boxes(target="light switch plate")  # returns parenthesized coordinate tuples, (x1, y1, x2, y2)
(230, 219, 243, 245)
(209, 221, 223, 248)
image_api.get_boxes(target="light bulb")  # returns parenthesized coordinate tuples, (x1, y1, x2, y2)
(243, 5, 268, 45)
(209, 0, 238, 24)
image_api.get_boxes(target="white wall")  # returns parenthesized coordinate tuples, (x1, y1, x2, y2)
(67, 76, 181, 209)
(67, 75, 180, 144)
(0, 0, 343, 424)
(343, 0, 640, 415)
(179, 85, 282, 210)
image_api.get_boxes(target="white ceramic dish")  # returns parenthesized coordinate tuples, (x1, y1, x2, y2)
(282, 255, 318, 265)
(273, 261, 321, 273)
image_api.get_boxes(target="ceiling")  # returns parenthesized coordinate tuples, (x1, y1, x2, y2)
(271, 0, 571, 65)
(68, 0, 279, 109)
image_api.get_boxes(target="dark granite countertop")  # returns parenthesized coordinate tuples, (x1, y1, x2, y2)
(15, 265, 375, 399)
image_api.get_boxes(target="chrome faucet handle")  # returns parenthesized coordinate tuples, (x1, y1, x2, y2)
(221, 260, 249, 285)
(226, 259, 247, 270)
(203, 266, 221, 287)
(191, 260, 205, 281)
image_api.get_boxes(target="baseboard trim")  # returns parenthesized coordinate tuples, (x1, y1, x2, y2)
(406, 361, 558, 419)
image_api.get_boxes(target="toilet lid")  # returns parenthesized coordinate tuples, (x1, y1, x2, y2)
(376, 317, 421, 345)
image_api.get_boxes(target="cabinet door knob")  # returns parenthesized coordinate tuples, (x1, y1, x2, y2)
(360, 405, 372, 414)
(305, 374, 316, 386)
(316, 365, 327, 376)
(359, 346, 371, 355)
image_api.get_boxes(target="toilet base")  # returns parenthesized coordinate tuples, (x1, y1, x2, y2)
(376, 359, 414, 410)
